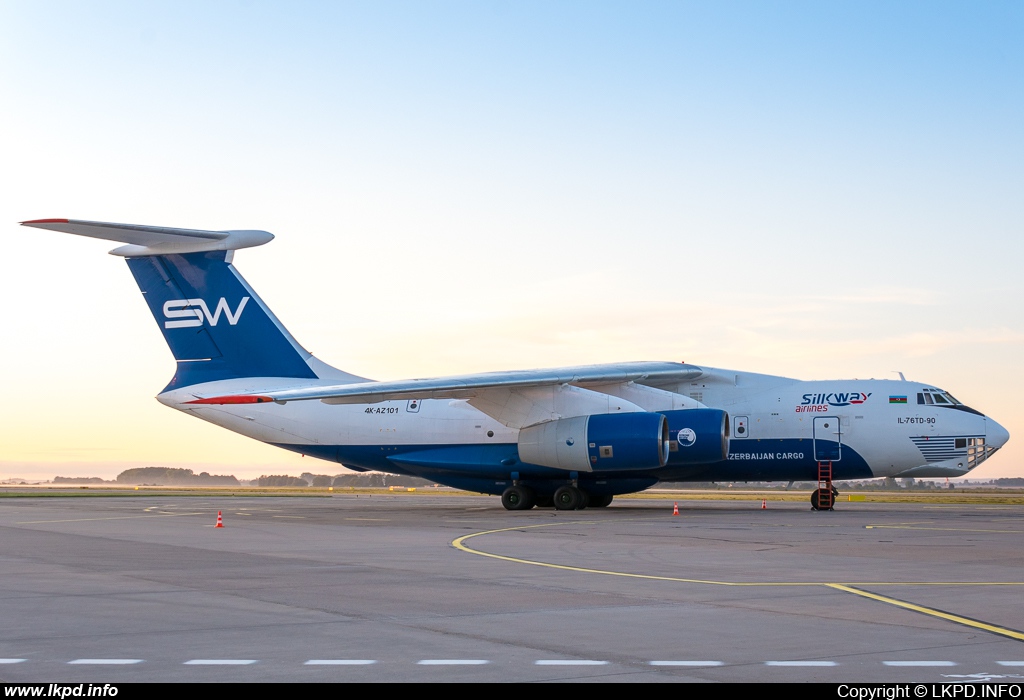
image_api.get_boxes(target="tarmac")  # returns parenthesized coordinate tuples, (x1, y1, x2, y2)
(1, 492, 1023, 682)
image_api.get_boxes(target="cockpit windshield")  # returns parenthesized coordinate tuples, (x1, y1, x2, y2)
(917, 389, 963, 406)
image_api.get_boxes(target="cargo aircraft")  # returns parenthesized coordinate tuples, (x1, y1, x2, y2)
(22, 219, 1010, 510)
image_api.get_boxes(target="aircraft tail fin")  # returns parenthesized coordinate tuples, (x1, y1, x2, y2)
(21, 219, 361, 390)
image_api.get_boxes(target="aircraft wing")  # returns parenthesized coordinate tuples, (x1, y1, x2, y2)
(184, 360, 708, 425)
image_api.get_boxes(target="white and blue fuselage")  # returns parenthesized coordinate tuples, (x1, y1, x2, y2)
(22, 218, 1010, 509)
(157, 367, 1008, 497)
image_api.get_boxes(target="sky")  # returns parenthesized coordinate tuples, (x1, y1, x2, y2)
(0, 1, 1021, 481)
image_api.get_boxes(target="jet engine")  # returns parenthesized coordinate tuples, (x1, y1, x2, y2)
(661, 409, 729, 464)
(517, 412, 669, 472)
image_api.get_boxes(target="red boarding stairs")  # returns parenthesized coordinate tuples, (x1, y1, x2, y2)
(815, 461, 834, 511)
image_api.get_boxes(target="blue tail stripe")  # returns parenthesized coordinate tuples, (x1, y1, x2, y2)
(126, 251, 317, 388)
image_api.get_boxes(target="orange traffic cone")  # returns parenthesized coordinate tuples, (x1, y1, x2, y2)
(761, 499, 767, 510)
(672, 502, 679, 516)
(215, 511, 224, 528)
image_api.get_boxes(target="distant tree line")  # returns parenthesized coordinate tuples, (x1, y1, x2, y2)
(330, 473, 433, 488)
(55, 470, 1024, 490)
(257, 473, 434, 488)
(115, 467, 239, 486)
(257, 475, 310, 487)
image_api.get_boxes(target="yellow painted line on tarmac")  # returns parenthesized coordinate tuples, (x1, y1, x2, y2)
(453, 520, 1024, 643)
(452, 522, 1024, 589)
(866, 524, 1024, 534)
(826, 584, 1024, 642)
(452, 523, 816, 586)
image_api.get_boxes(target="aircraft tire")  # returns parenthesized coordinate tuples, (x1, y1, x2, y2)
(577, 490, 589, 510)
(588, 494, 613, 508)
(810, 490, 834, 511)
(553, 485, 582, 511)
(501, 485, 535, 511)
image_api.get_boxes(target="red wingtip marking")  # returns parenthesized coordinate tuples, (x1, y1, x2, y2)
(21, 218, 70, 225)
(186, 395, 276, 405)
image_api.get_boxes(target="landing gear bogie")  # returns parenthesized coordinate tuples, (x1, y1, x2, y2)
(535, 494, 554, 508)
(501, 485, 536, 511)
(503, 485, 610, 511)
(553, 485, 584, 510)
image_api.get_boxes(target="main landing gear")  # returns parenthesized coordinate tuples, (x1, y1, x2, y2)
(553, 485, 587, 510)
(500, 485, 613, 511)
(500, 485, 535, 511)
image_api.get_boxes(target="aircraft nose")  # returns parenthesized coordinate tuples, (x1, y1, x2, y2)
(987, 418, 1010, 449)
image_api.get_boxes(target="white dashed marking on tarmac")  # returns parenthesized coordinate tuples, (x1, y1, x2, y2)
(4, 657, 1016, 668)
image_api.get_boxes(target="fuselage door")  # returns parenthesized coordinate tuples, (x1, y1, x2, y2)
(813, 416, 842, 461)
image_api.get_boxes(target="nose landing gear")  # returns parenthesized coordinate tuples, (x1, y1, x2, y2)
(810, 485, 839, 511)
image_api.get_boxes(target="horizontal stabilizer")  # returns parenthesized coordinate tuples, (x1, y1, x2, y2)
(20, 218, 273, 257)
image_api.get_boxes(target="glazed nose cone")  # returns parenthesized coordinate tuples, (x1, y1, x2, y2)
(987, 418, 1010, 449)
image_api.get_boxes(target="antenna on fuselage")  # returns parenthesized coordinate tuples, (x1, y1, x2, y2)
(894, 371, 906, 381)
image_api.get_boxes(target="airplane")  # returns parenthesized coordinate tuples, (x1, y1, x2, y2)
(21, 218, 1010, 510)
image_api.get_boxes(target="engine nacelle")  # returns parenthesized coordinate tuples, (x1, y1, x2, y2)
(661, 409, 729, 464)
(518, 412, 669, 472)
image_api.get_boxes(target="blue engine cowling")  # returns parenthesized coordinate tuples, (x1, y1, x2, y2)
(517, 412, 669, 472)
(661, 409, 729, 464)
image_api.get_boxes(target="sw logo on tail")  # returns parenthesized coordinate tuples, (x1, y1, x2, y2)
(163, 297, 250, 329)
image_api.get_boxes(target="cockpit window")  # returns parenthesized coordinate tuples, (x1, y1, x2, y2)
(917, 389, 963, 406)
